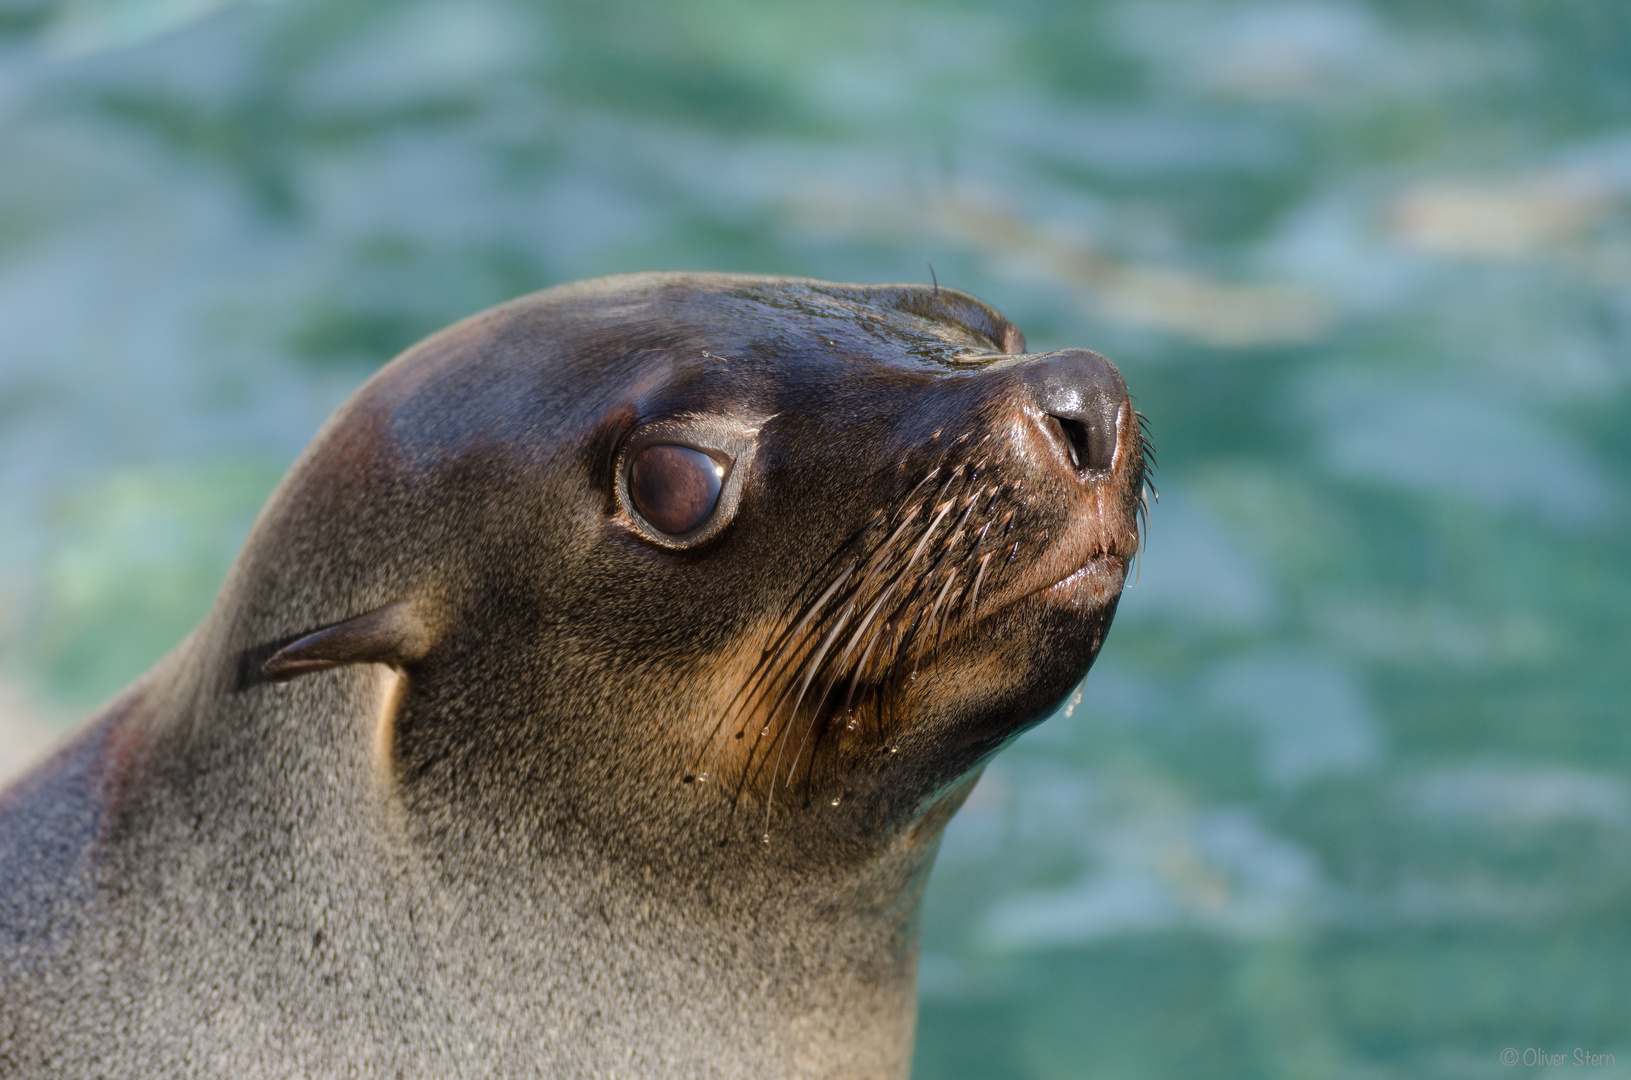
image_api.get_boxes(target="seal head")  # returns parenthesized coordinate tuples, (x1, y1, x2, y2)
(252, 273, 1145, 859)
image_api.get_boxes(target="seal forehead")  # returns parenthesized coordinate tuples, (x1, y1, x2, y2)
(342, 277, 1015, 479)
(700, 280, 1026, 369)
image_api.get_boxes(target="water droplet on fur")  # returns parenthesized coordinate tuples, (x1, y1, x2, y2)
(760, 726, 770, 737)
(1062, 682, 1085, 719)
(830, 798, 841, 807)
(697, 772, 709, 783)
(888, 746, 899, 754)
(761, 834, 771, 845)
(846, 720, 858, 731)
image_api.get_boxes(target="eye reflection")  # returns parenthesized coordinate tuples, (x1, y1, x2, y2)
(629, 444, 725, 536)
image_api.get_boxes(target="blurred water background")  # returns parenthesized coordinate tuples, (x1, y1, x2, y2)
(2, 0, 1629, 1076)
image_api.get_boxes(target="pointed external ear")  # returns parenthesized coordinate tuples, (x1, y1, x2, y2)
(261, 600, 433, 683)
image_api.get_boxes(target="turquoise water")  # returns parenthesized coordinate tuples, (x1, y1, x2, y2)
(2, 1, 1629, 1076)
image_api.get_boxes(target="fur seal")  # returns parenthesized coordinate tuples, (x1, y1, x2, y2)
(0, 272, 1147, 1078)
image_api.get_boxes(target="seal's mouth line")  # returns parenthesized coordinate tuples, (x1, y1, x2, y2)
(962, 550, 1130, 631)
(1042, 553, 1126, 594)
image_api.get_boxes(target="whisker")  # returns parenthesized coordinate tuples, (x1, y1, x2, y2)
(839, 621, 885, 730)
(782, 598, 890, 802)
(752, 470, 961, 814)
(725, 494, 923, 759)
(967, 552, 991, 619)
(983, 484, 1003, 516)
(849, 504, 926, 610)
(761, 604, 855, 825)
(786, 488, 957, 746)
(926, 567, 961, 655)
(692, 560, 858, 780)
(928, 463, 965, 508)
(906, 499, 955, 568)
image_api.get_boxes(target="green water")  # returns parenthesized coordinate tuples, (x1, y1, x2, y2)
(2, 1, 1629, 1076)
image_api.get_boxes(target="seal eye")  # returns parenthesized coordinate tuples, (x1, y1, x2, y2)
(629, 444, 725, 536)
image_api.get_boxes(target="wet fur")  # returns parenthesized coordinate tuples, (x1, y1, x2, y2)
(0, 273, 1147, 1078)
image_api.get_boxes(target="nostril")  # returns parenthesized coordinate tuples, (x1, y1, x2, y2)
(1050, 415, 1087, 470)
(1048, 409, 1117, 473)
(1016, 347, 1129, 476)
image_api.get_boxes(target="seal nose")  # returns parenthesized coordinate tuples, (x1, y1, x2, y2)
(1019, 348, 1128, 474)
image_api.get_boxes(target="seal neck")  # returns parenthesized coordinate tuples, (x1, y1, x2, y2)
(406, 797, 943, 1079)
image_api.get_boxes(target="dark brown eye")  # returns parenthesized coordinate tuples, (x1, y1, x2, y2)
(629, 444, 725, 536)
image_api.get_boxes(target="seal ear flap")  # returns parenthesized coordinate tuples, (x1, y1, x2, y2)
(261, 601, 433, 683)
(999, 321, 1027, 355)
